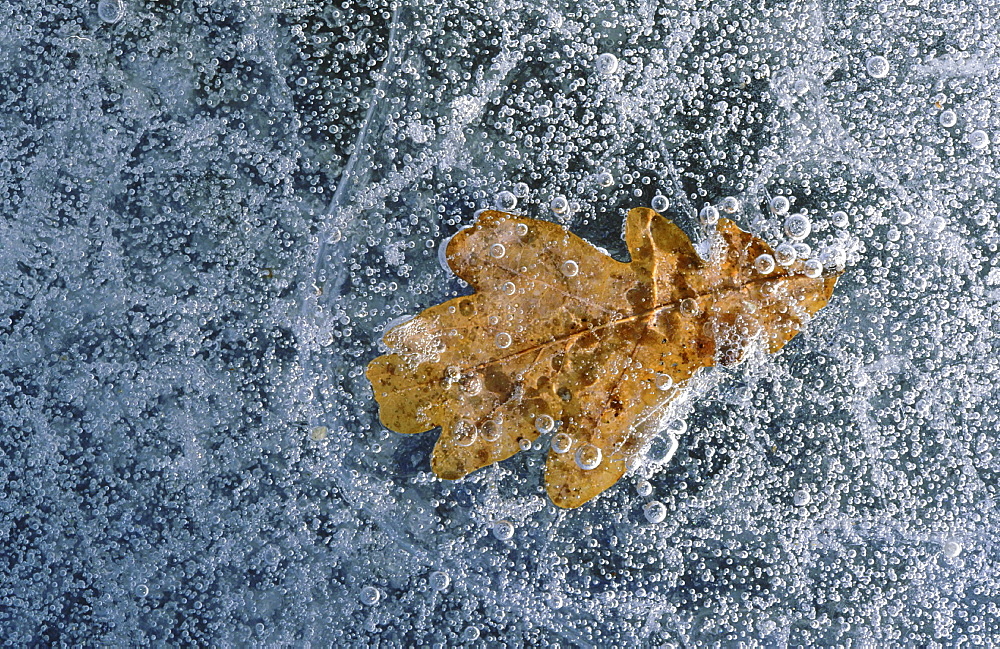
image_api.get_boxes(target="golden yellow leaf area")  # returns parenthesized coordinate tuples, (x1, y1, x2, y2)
(366, 207, 839, 508)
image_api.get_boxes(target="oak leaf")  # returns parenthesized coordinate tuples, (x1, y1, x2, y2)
(366, 208, 839, 508)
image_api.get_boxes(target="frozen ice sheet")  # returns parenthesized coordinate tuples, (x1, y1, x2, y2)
(1, 0, 999, 645)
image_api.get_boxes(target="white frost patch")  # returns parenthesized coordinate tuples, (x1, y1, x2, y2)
(383, 240, 406, 267)
(384, 317, 444, 368)
(912, 54, 1000, 78)
(404, 120, 434, 144)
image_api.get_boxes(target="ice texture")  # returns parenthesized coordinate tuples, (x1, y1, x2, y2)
(1, 0, 999, 645)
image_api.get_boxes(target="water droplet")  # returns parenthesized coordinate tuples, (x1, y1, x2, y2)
(429, 571, 450, 591)
(534, 414, 555, 434)
(462, 626, 482, 642)
(98, 0, 125, 23)
(360, 585, 381, 606)
(481, 419, 502, 442)
(643, 500, 667, 524)
(518, 438, 532, 451)
(459, 299, 476, 317)
(495, 190, 517, 211)
(515, 223, 529, 237)
(533, 103, 552, 119)
(459, 374, 482, 396)
(575, 444, 602, 470)
(819, 245, 847, 269)
(969, 129, 990, 150)
(655, 373, 673, 390)
(803, 259, 823, 278)
(784, 214, 811, 240)
(647, 433, 679, 464)
(721, 196, 740, 214)
(495, 332, 512, 349)
(793, 489, 812, 506)
(699, 205, 719, 226)
(939, 110, 957, 128)
(438, 233, 457, 272)
(793, 242, 812, 259)
(502, 281, 516, 295)
(942, 541, 962, 558)
(551, 432, 573, 454)
(680, 298, 700, 316)
(136, 584, 149, 597)
(651, 195, 670, 212)
(453, 420, 477, 446)
(754, 253, 776, 274)
(774, 244, 796, 266)
(492, 520, 515, 541)
(550, 195, 569, 214)
(595, 52, 619, 75)
(770, 196, 790, 216)
(596, 171, 614, 188)
(865, 55, 890, 79)
(831, 210, 850, 228)
(635, 480, 653, 497)
(665, 419, 687, 435)
(489, 243, 506, 259)
(561, 260, 579, 277)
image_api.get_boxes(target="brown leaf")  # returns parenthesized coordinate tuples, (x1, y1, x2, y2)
(366, 208, 839, 508)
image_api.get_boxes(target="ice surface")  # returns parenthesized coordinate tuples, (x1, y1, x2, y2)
(1, 0, 999, 645)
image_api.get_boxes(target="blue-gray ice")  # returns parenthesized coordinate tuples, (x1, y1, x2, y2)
(2, 0, 998, 645)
